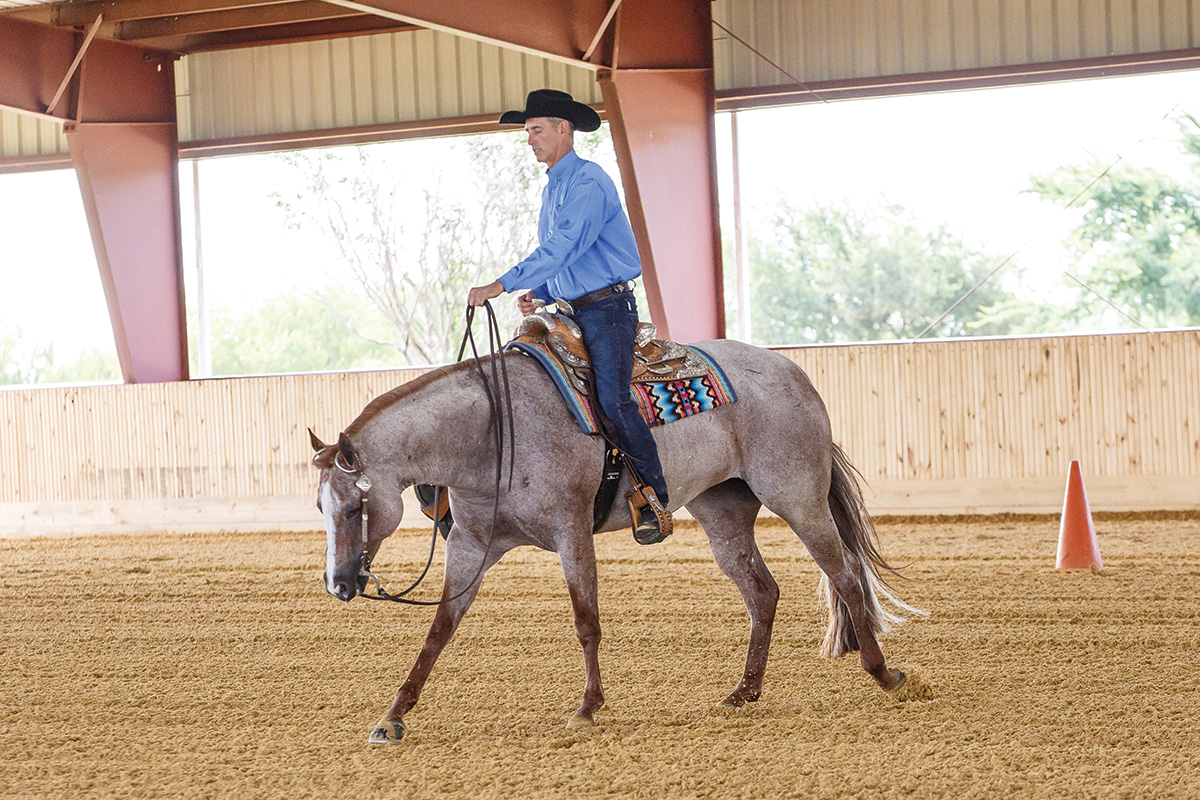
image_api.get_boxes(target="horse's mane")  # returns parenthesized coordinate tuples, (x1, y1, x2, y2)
(345, 360, 477, 436)
(312, 354, 518, 468)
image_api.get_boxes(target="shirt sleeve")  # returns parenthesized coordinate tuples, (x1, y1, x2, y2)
(498, 177, 608, 293)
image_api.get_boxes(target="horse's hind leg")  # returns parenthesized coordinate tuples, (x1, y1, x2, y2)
(687, 479, 778, 708)
(777, 507, 904, 692)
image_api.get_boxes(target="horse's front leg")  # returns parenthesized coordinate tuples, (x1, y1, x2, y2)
(369, 531, 506, 745)
(558, 531, 605, 730)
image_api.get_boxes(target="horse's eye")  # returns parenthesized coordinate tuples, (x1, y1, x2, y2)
(344, 504, 361, 521)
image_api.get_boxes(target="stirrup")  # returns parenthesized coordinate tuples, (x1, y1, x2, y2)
(628, 485, 673, 545)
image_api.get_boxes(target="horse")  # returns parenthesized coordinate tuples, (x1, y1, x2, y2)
(309, 337, 927, 744)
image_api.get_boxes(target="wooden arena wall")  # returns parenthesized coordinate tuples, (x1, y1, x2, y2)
(1, 330, 1197, 536)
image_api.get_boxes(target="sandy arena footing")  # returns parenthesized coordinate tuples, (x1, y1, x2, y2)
(2, 515, 1198, 799)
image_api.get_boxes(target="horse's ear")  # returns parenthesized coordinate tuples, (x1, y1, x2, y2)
(308, 427, 327, 453)
(337, 432, 358, 467)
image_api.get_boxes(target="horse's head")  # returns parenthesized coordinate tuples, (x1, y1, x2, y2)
(309, 428, 404, 602)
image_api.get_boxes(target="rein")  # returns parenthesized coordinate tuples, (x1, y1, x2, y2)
(338, 300, 513, 606)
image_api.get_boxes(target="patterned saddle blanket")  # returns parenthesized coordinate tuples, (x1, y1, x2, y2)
(506, 311, 737, 435)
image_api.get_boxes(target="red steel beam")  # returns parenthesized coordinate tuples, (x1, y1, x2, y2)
(609, 0, 709, 69)
(319, 0, 611, 67)
(599, 0, 723, 342)
(129, 14, 418, 53)
(0, 16, 82, 120)
(69, 121, 189, 383)
(601, 68, 723, 343)
(1, 15, 186, 382)
(113, 1, 360, 41)
(68, 34, 186, 383)
(51, 0, 298, 27)
(4, 1, 386, 54)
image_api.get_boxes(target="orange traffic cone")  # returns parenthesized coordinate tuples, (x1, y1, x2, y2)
(1056, 460, 1103, 570)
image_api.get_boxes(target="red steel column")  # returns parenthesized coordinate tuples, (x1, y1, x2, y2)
(597, 0, 723, 343)
(68, 38, 187, 383)
(68, 121, 187, 383)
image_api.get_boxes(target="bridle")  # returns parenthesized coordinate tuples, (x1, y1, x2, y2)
(318, 301, 514, 606)
(329, 450, 382, 590)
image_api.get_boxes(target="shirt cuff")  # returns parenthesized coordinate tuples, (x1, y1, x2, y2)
(497, 268, 519, 293)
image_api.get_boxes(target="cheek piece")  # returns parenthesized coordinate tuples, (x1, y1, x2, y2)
(354, 474, 381, 591)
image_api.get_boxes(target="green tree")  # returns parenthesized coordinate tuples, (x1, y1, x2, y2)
(0, 330, 53, 385)
(747, 201, 1018, 345)
(1028, 113, 1200, 327)
(274, 127, 620, 366)
(1, 327, 120, 386)
(194, 290, 399, 376)
(42, 347, 121, 383)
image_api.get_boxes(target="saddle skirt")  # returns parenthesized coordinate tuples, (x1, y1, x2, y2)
(507, 310, 737, 436)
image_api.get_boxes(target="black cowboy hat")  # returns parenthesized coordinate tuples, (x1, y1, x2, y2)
(499, 89, 601, 132)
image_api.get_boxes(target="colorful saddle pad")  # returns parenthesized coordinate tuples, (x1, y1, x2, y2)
(508, 338, 737, 435)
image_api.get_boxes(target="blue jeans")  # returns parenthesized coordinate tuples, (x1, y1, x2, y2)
(573, 293, 669, 504)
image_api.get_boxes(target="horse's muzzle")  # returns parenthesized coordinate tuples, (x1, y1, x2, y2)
(327, 572, 369, 602)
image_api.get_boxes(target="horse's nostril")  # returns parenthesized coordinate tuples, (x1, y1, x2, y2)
(333, 581, 352, 601)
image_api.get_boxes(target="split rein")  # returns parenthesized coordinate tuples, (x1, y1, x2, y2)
(339, 301, 515, 606)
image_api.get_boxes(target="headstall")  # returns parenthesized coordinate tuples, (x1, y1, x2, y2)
(316, 301, 511, 607)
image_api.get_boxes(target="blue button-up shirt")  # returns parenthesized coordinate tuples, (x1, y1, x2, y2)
(498, 149, 641, 303)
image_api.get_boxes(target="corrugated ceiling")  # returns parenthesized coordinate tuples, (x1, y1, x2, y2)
(4, 0, 1200, 163)
(177, 28, 603, 143)
(713, 0, 1200, 88)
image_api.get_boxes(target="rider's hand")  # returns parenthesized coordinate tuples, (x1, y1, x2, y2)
(467, 281, 504, 307)
(517, 291, 539, 316)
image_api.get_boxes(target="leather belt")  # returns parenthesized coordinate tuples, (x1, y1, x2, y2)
(570, 281, 633, 311)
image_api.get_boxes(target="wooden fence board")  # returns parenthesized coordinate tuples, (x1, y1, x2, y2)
(2, 331, 1198, 534)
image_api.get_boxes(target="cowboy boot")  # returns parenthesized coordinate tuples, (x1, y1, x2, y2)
(628, 485, 673, 545)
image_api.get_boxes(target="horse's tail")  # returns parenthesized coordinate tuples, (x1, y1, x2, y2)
(819, 443, 926, 659)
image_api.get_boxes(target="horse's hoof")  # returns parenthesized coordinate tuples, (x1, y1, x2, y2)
(565, 713, 596, 731)
(719, 686, 761, 708)
(368, 718, 406, 745)
(885, 669, 935, 702)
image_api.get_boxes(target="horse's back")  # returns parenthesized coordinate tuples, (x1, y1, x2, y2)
(689, 338, 830, 434)
(642, 339, 832, 509)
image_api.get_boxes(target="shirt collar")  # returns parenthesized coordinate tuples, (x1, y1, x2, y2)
(546, 148, 582, 184)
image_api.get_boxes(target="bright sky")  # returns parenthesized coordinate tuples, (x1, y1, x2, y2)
(2, 68, 1198, 369)
(715, 69, 1199, 303)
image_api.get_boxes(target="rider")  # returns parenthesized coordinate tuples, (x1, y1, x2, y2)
(466, 89, 672, 545)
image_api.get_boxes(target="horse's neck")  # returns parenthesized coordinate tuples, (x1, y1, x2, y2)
(359, 365, 502, 492)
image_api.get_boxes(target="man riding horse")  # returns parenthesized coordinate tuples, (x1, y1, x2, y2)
(467, 89, 672, 545)
(315, 93, 925, 746)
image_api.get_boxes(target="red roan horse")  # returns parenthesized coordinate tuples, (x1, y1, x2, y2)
(310, 337, 927, 744)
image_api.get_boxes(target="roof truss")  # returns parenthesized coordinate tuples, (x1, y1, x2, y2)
(0, 0, 420, 53)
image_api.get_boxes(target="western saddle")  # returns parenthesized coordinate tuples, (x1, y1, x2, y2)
(510, 306, 710, 397)
(416, 304, 683, 543)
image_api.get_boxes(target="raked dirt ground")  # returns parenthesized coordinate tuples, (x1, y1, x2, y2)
(2, 514, 1198, 799)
